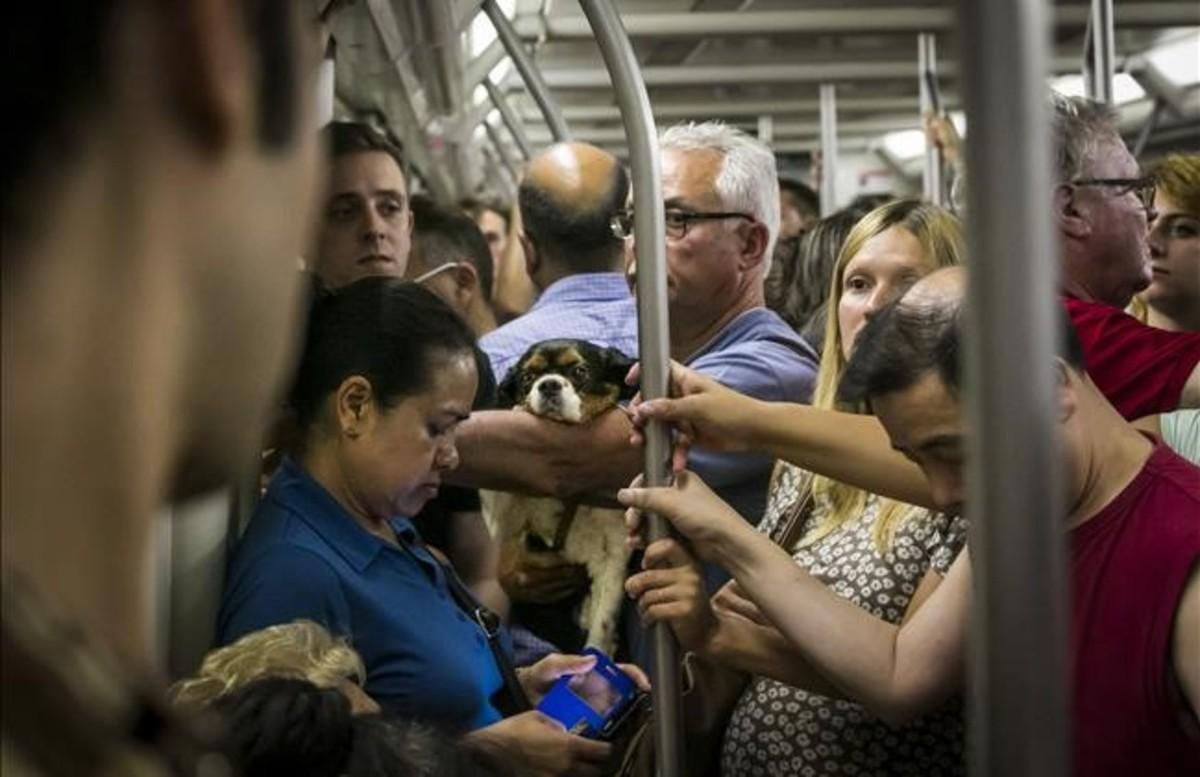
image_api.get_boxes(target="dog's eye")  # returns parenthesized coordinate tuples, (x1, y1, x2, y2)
(570, 365, 588, 381)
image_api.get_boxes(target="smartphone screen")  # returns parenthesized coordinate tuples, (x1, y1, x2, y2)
(565, 669, 623, 717)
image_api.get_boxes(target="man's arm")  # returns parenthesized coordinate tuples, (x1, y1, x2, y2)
(621, 473, 967, 726)
(703, 566, 948, 703)
(748, 401, 934, 509)
(717, 533, 969, 726)
(449, 408, 641, 499)
(631, 363, 932, 508)
(1181, 364, 1199, 409)
(1172, 564, 1200, 725)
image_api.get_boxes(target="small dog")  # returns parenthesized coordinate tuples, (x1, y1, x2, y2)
(481, 339, 637, 654)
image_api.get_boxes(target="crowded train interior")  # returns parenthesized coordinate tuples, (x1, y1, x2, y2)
(3, 1, 1199, 775)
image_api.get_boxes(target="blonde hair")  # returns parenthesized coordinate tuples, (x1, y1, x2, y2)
(800, 199, 965, 553)
(1149, 153, 1200, 215)
(1129, 154, 1200, 322)
(169, 620, 365, 709)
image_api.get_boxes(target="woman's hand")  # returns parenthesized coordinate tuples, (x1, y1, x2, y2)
(469, 710, 612, 777)
(625, 539, 717, 652)
(625, 361, 762, 473)
(619, 470, 752, 561)
(712, 580, 771, 628)
(518, 653, 650, 707)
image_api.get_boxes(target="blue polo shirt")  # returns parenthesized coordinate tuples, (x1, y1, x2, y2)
(623, 307, 818, 666)
(217, 457, 510, 732)
(686, 306, 819, 523)
(480, 272, 639, 382)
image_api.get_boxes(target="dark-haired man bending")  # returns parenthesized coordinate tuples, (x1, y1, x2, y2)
(623, 268, 1200, 776)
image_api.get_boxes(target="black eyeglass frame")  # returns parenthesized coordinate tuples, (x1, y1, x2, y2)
(1069, 176, 1157, 211)
(611, 208, 757, 240)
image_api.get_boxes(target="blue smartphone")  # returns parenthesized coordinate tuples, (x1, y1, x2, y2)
(535, 647, 640, 739)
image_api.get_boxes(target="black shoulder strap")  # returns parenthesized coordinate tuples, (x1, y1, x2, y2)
(430, 547, 533, 716)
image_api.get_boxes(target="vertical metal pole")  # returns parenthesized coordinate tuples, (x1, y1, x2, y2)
(1081, 11, 1098, 99)
(956, 0, 1069, 775)
(315, 55, 336, 128)
(919, 33, 946, 206)
(482, 0, 572, 142)
(576, 2, 680, 776)
(757, 114, 774, 144)
(485, 121, 521, 183)
(818, 84, 838, 216)
(1090, 0, 1115, 105)
(1132, 98, 1166, 158)
(485, 79, 534, 160)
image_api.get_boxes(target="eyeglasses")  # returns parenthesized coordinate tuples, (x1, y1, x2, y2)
(1070, 176, 1157, 212)
(610, 208, 757, 240)
(411, 262, 460, 284)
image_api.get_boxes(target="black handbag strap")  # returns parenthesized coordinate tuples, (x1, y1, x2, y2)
(766, 465, 817, 552)
(407, 535, 532, 716)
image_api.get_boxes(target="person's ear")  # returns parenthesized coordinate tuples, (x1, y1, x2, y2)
(404, 203, 415, 239)
(1054, 358, 1079, 424)
(153, 0, 254, 153)
(520, 232, 540, 278)
(335, 376, 375, 438)
(1053, 184, 1090, 240)
(450, 262, 480, 306)
(602, 347, 638, 399)
(737, 221, 771, 272)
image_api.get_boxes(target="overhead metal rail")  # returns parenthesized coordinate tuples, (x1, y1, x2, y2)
(538, 56, 1089, 89)
(485, 79, 534, 160)
(528, 3, 1200, 38)
(525, 114, 962, 144)
(520, 95, 963, 123)
(466, 38, 508, 88)
(484, 120, 520, 184)
(598, 136, 875, 159)
(575, 1, 681, 775)
(362, 0, 454, 200)
(482, 0, 571, 142)
(957, 0, 1069, 774)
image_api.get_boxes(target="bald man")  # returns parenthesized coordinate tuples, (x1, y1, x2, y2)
(477, 142, 638, 381)
(450, 143, 636, 655)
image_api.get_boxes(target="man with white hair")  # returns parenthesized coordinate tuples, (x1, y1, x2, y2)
(454, 122, 815, 523)
(450, 123, 817, 656)
(1049, 95, 1199, 420)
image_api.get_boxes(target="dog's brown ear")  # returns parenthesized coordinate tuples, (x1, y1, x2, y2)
(602, 347, 638, 400)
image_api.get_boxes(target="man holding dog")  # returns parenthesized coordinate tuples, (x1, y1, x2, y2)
(451, 129, 818, 660)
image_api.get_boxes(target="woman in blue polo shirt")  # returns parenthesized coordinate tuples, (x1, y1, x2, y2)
(219, 279, 616, 775)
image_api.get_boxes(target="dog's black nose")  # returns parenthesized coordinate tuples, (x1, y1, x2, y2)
(538, 380, 562, 396)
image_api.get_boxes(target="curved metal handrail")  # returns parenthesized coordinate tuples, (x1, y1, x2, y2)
(577, 1, 681, 774)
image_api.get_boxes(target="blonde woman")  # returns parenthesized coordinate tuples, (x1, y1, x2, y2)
(1129, 154, 1200, 464)
(630, 200, 969, 776)
(1131, 154, 1200, 333)
(170, 620, 380, 715)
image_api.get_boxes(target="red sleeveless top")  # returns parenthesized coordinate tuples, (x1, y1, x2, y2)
(1070, 444, 1200, 776)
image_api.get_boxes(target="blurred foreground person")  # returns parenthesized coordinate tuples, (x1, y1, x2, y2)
(3, 1, 321, 774)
